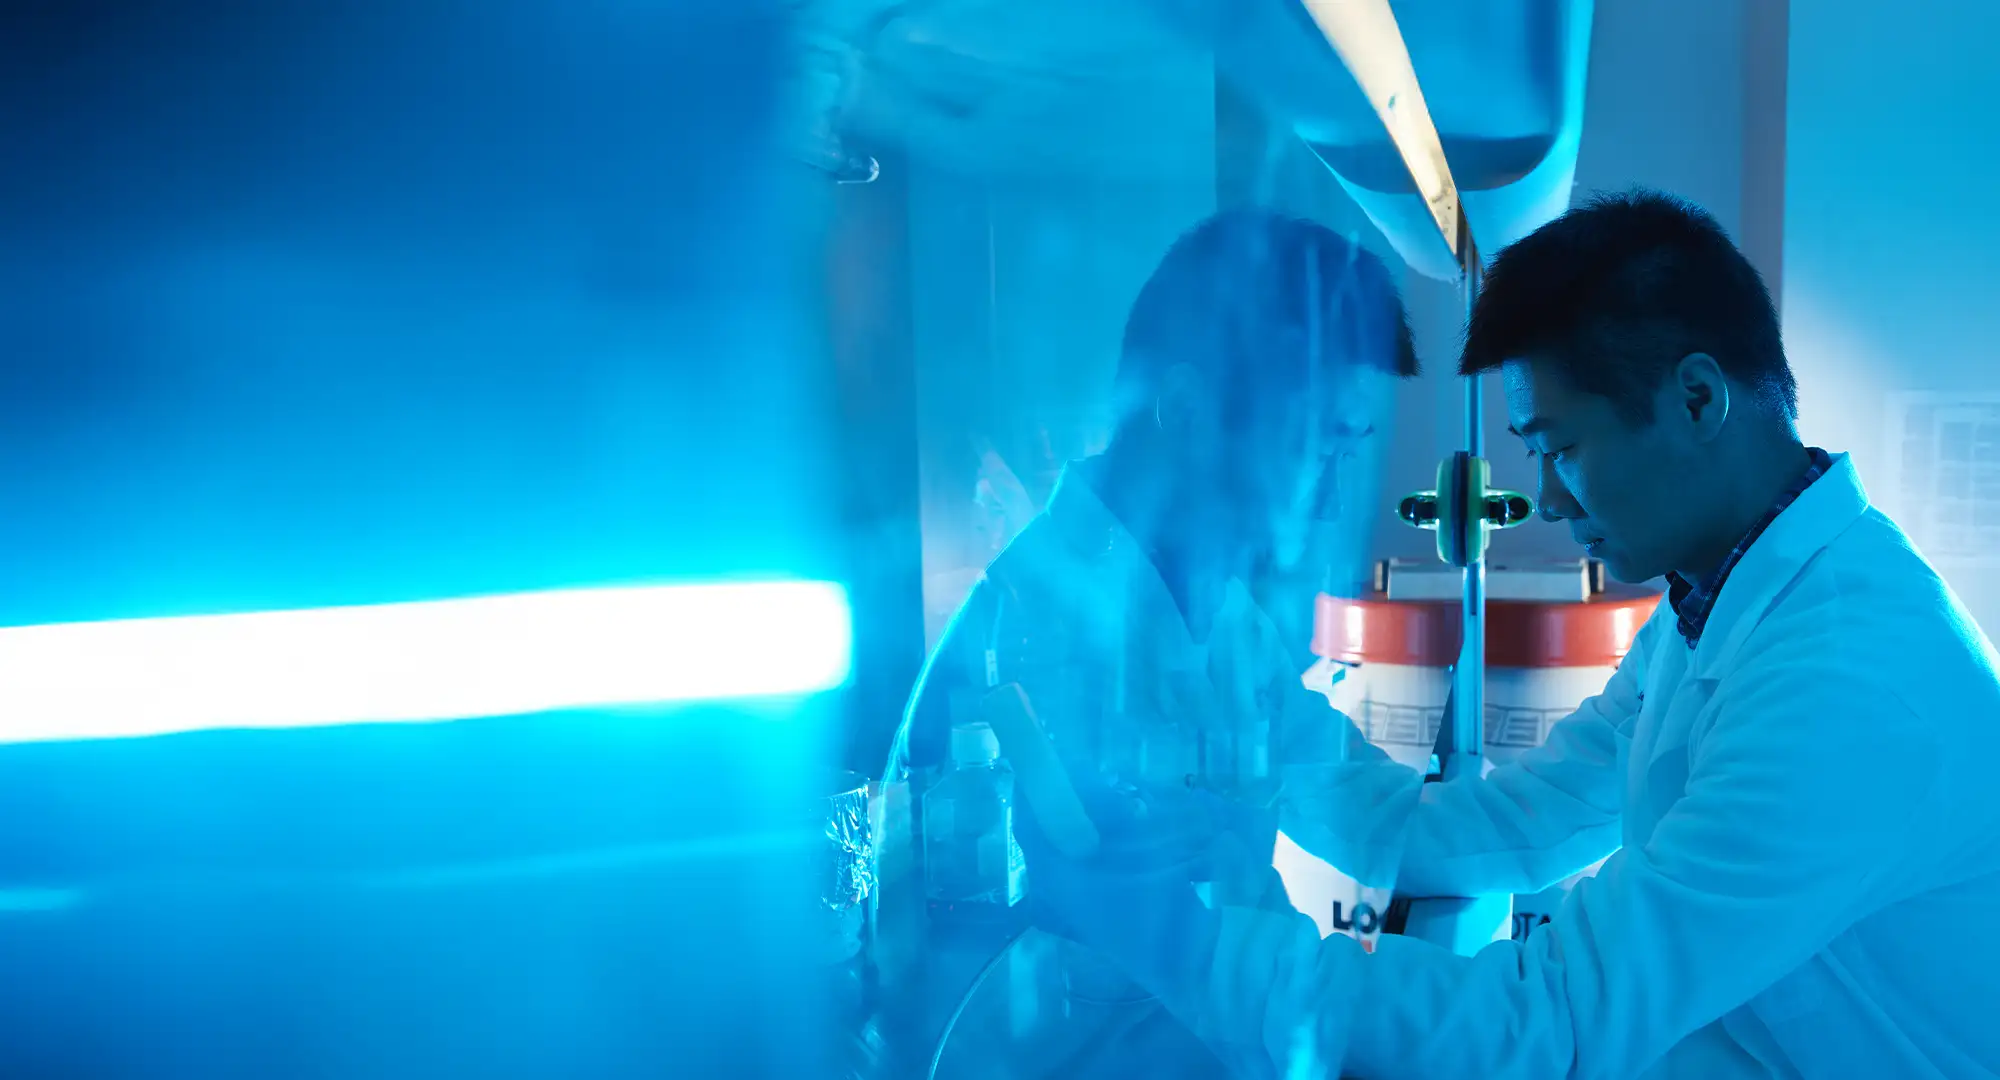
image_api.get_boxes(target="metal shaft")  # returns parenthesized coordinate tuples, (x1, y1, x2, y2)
(1448, 261, 1485, 779)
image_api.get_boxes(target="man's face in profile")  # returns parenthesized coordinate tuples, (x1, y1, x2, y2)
(1230, 363, 1395, 575)
(1502, 355, 1698, 583)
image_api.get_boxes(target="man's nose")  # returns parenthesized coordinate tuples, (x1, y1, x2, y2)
(1536, 459, 1579, 522)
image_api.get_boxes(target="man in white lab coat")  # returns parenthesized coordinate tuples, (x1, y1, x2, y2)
(1022, 190, 2000, 1078)
(887, 207, 1419, 1071)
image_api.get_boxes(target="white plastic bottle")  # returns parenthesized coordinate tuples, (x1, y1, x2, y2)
(922, 721, 1027, 916)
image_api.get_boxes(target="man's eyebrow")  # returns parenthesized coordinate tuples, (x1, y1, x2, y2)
(1507, 417, 1555, 438)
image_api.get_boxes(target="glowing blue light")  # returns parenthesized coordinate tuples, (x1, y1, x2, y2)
(0, 582, 852, 743)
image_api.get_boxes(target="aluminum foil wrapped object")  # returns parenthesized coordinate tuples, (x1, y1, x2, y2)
(818, 773, 877, 967)
(824, 773, 878, 914)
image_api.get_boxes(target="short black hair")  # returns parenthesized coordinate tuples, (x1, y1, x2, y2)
(1116, 208, 1418, 426)
(1459, 189, 1795, 424)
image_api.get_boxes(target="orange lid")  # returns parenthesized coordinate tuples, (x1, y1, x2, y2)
(1312, 588, 1662, 669)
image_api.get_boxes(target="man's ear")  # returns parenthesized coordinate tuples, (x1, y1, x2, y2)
(1670, 352, 1730, 441)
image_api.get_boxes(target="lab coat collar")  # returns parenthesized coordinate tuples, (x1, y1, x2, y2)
(1042, 460, 1132, 561)
(1690, 452, 1871, 678)
(1041, 460, 1250, 661)
(1042, 460, 1198, 656)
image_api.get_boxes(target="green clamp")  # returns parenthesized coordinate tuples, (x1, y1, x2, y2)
(1398, 452, 1533, 568)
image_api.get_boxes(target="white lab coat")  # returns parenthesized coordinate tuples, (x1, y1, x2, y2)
(899, 462, 1329, 903)
(1186, 453, 2000, 1078)
(890, 462, 1340, 1075)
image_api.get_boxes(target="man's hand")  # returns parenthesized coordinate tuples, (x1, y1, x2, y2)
(1013, 777, 1228, 1002)
(984, 680, 1282, 993)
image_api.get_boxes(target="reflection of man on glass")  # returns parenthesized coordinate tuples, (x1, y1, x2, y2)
(883, 207, 1418, 1065)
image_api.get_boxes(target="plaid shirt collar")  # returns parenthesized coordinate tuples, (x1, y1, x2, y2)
(1665, 447, 1834, 648)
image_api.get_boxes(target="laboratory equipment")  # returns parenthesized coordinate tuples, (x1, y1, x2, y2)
(823, 770, 880, 1031)
(824, 772, 880, 964)
(1203, 0, 1596, 280)
(1275, 0, 1598, 954)
(1278, 562, 1659, 944)
(923, 722, 1028, 914)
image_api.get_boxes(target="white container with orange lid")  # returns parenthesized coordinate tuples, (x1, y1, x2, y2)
(1277, 560, 1660, 946)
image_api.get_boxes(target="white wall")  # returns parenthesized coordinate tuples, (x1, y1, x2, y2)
(1783, 0, 2000, 632)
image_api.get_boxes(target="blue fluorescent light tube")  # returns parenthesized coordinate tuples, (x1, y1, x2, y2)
(0, 581, 852, 743)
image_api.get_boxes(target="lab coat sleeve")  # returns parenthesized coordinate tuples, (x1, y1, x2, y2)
(1191, 631, 1947, 1080)
(1276, 606, 1656, 895)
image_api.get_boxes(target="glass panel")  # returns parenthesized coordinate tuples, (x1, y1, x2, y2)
(832, 5, 1463, 1076)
